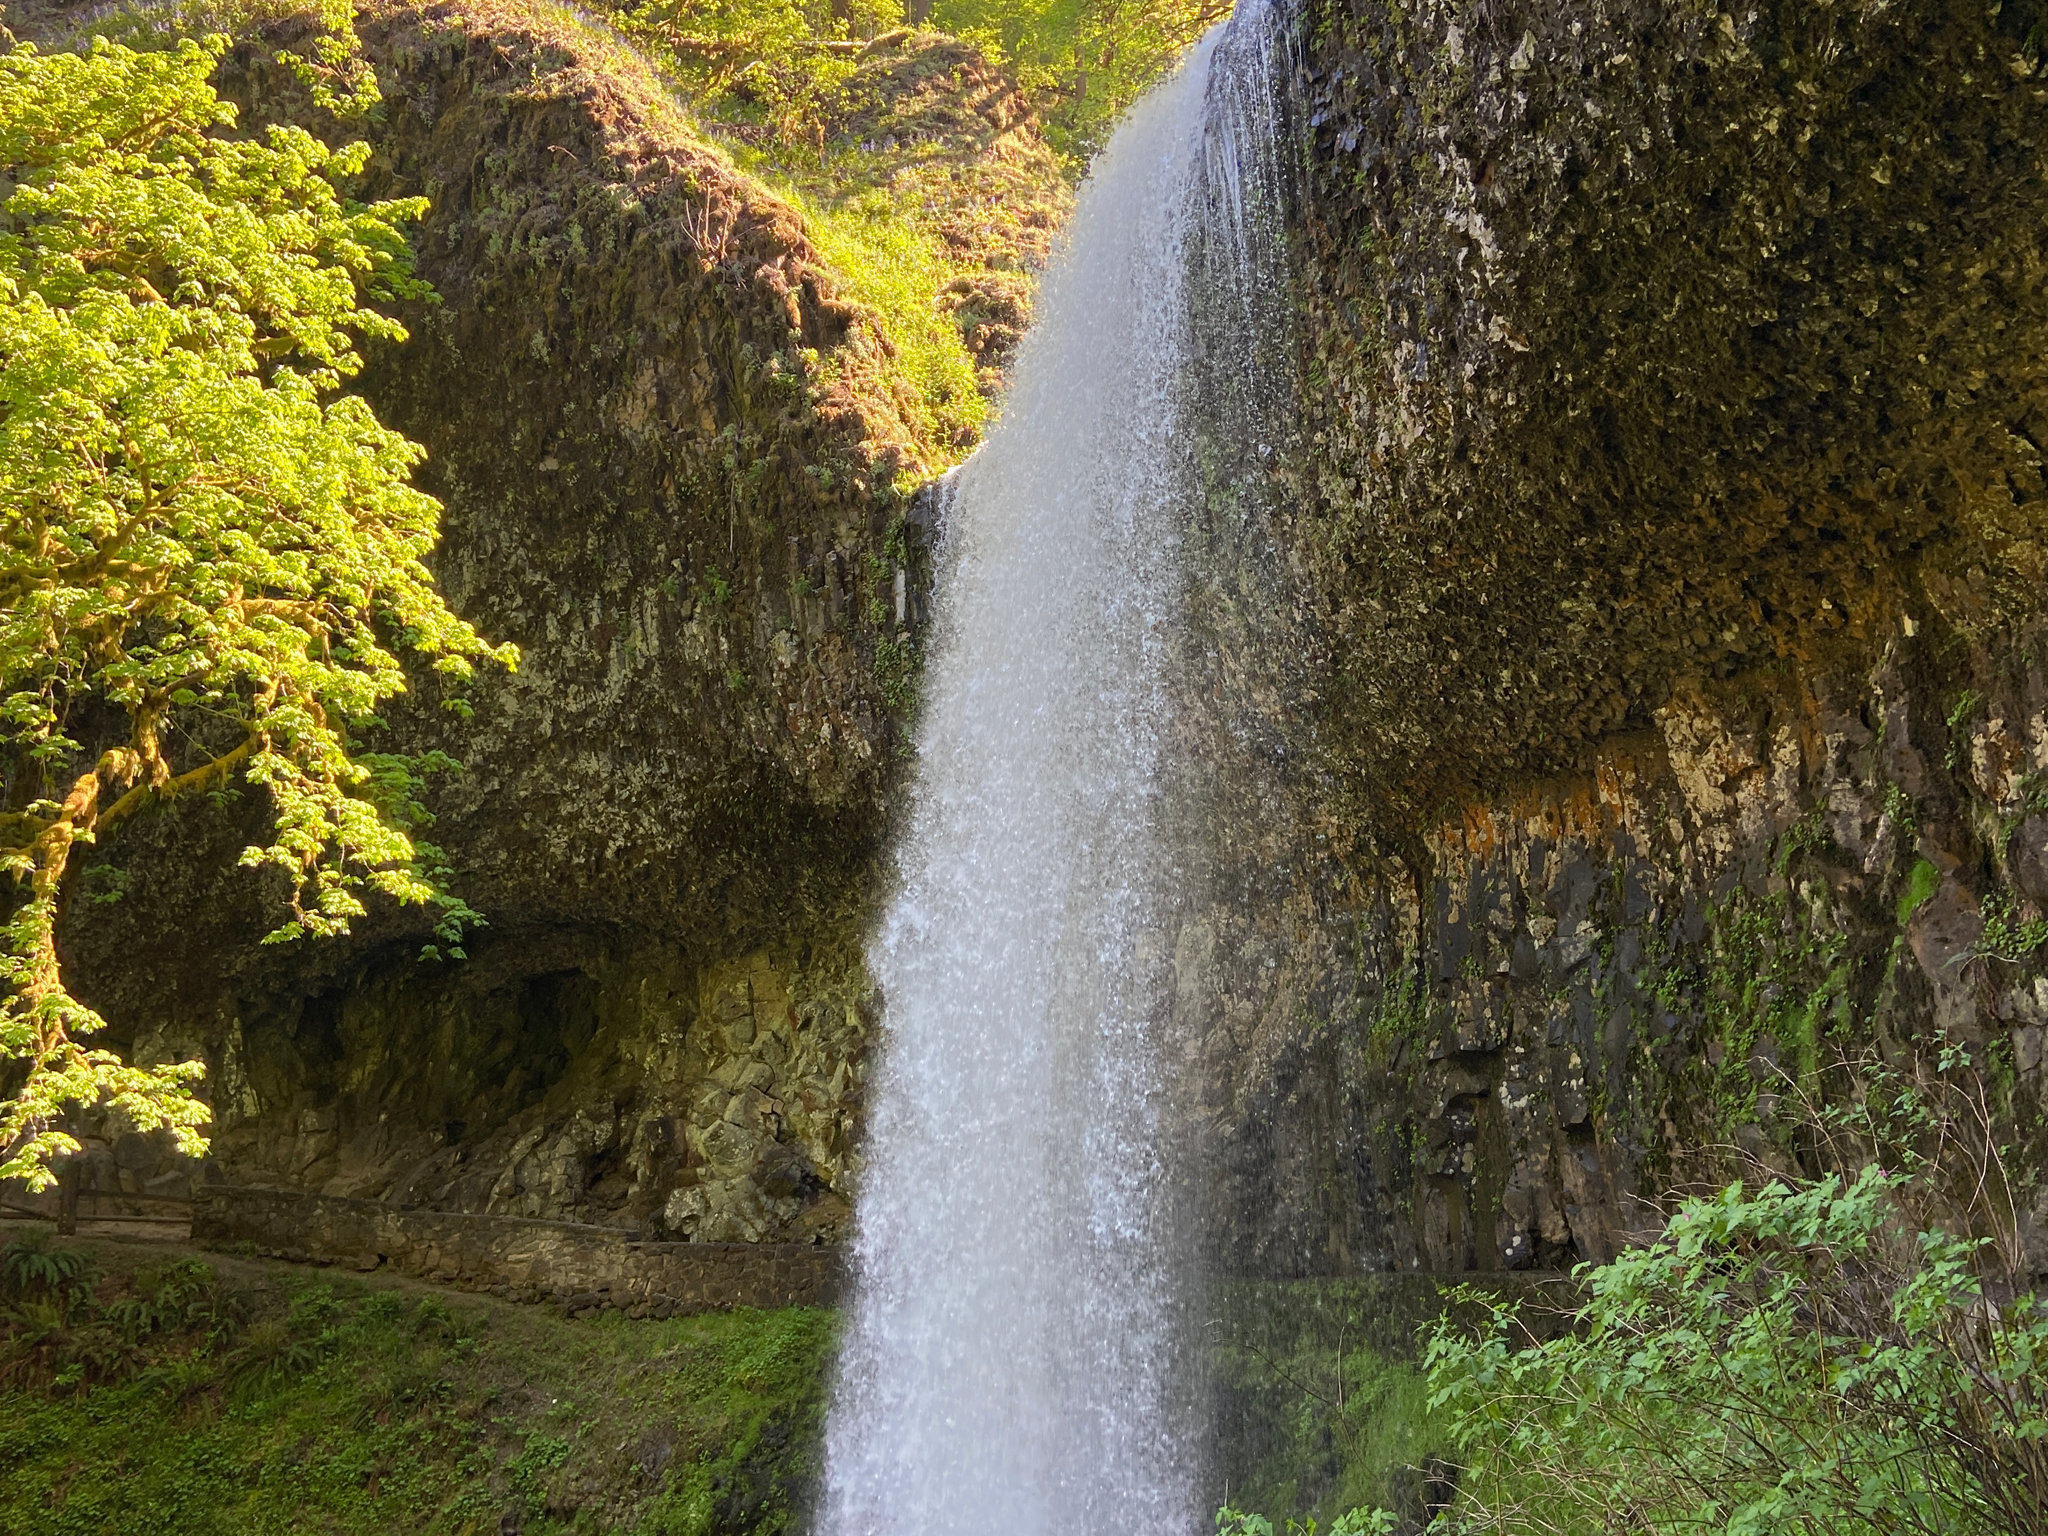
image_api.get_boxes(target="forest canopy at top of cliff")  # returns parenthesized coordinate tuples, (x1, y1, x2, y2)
(611, 0, 1231, 168)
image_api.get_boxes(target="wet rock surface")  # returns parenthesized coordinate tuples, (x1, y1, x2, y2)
(1203, 646, 2048, 1274)
(1195, 0, 2048, 1276)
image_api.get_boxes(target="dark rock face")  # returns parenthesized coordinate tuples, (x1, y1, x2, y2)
(41, 0, 2048, 1284)
(1207, 647, 2048, 1275)
(60, 0, 944, 1242)
(1198, 0, 2048, 1275)
(1293, 0, 2048, 818)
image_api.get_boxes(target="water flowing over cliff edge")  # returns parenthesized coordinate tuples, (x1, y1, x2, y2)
(823, 17, 1258, 1529)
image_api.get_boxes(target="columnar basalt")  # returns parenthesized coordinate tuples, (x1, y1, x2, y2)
(1205, 644, 2048, 1274)
(1198, 0, 2048, 1277)
(1290, 0, 2048, 816)
(39, 0, 1007, 1243)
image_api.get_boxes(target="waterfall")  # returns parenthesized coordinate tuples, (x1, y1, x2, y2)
(823, 7, 1291, 1530)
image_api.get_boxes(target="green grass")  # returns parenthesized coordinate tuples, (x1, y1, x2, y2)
(0, 1235, 833, 1535)
(778, 183, 987, 449)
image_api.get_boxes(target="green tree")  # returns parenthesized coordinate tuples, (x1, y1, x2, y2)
(0, 35, 516, 1189)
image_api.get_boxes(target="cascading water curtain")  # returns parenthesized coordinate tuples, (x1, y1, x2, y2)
(823, 5, 1291, 1531)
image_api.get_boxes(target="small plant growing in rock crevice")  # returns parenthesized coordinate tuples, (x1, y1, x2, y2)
(1972, 889, 2048, 964)
(873, 635, 920, 713)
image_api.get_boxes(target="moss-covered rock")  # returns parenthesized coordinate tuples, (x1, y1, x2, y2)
(1201, 0, 2048, 1277)
(23, 0, 975, 1240)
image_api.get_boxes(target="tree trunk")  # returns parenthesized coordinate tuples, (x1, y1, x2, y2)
(55, 1157, 79, 1236)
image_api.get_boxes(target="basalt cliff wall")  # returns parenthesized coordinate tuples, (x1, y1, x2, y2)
(1196, 0, 2048, 1277)
(37, 0, 1019, 1247)
(31, 0, 2048, 1289)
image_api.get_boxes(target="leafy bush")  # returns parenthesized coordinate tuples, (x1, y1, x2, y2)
(1422, 1166, 2048, 1535)
(1262, 1035, 2048, 1536)
(1255, 1170, 2048, 1536)
(0, 1235, 248, 1392)
(101, 1256, 244, 1342)
(0, 1228, 92, 1300)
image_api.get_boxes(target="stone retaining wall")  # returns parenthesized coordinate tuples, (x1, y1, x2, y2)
(192, 1185, 844, 1316)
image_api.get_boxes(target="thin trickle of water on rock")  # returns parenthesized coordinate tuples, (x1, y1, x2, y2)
(823, 7, 1289, 1530)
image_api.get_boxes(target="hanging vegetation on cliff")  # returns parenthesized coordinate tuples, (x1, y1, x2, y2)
(610, 0, 1225, 163)
(594, 0, 1217, 438)
(929, 0, 1231, 162)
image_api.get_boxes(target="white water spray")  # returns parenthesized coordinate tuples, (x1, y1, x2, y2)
(823, 9, 1289, 1530)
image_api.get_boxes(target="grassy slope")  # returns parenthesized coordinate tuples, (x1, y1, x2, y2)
(569, 4, 1214, 454)
(662, 26, 1072, 452)
(3, 1256, 1525, 1536)
(747, 33, 1071, 422)
(0, 1233, 832, 1536)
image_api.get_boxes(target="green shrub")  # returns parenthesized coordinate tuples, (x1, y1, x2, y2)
(1412, 1166, 2048, 1535)
(1279, 1034, 2048, 1536)
(0, 1228, 92, 1300)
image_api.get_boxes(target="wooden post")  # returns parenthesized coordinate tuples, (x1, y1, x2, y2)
(55, 1157, 79, 1236)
